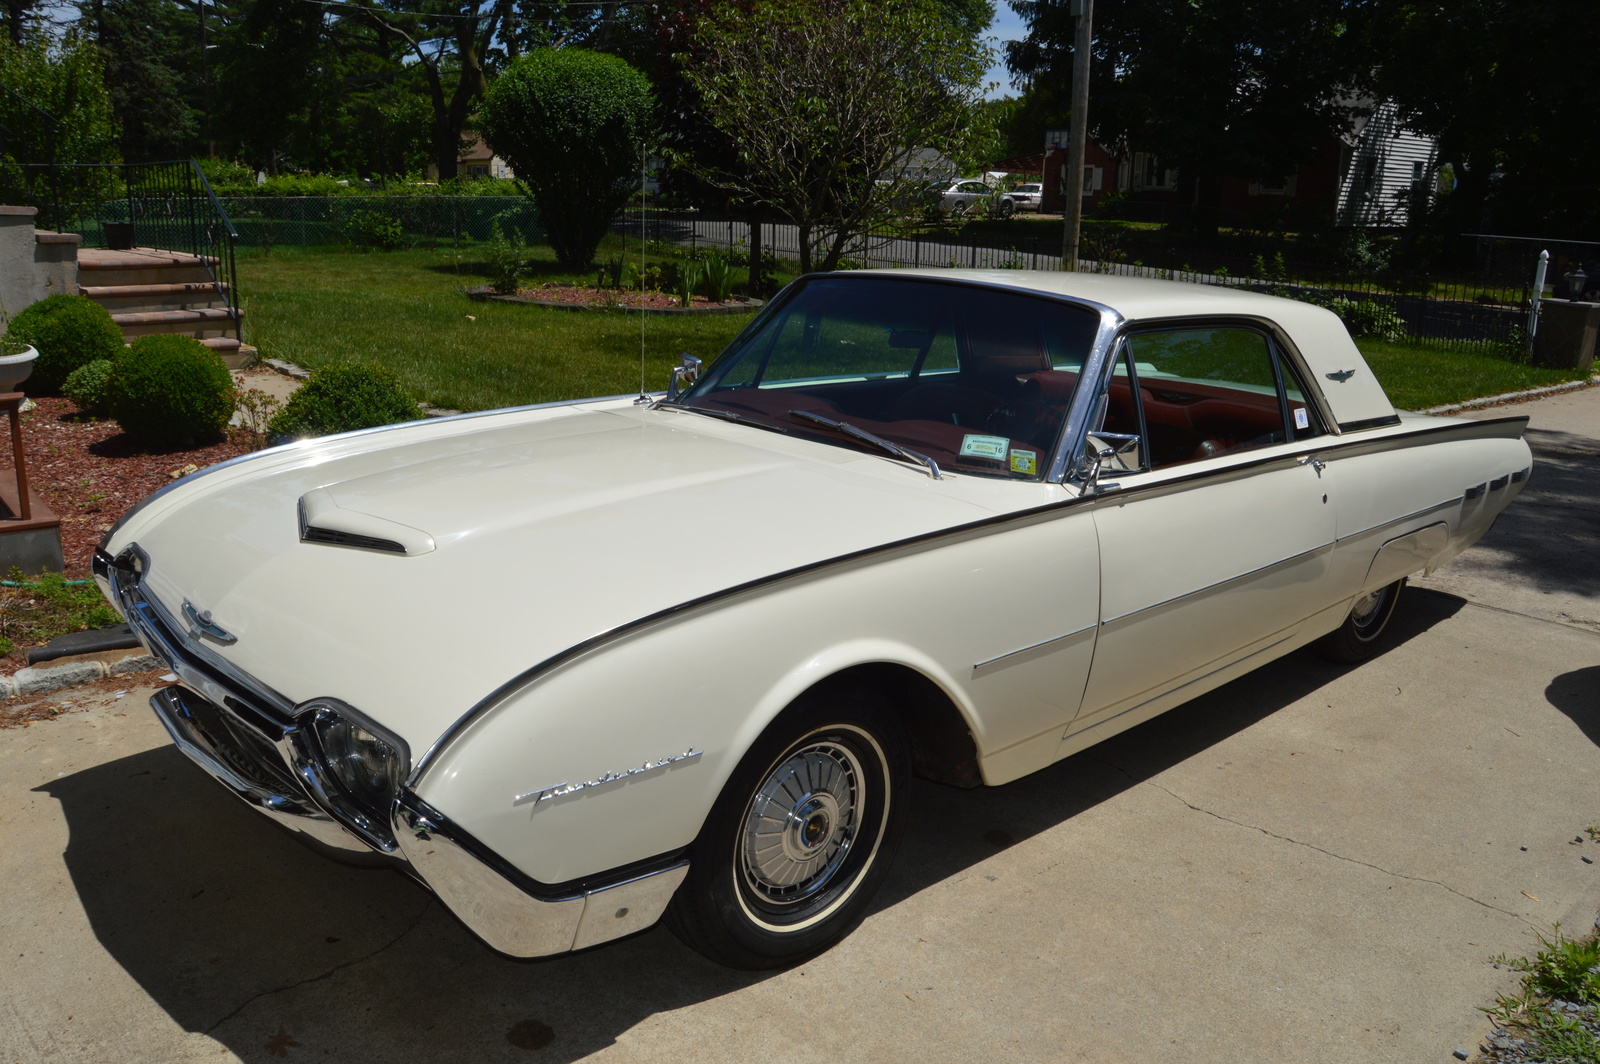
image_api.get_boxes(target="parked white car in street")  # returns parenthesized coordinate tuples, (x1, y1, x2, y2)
(96, 271, 1531, 970)
(999, 182, 1043, 213)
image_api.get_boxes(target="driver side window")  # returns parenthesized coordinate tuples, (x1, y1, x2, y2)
(1122, 328, 1292, 468)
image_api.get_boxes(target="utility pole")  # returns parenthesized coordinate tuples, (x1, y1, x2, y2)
(1061, 0, 1093, 271)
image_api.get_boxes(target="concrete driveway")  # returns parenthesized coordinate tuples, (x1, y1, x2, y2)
(1, 389, 1597, 1064)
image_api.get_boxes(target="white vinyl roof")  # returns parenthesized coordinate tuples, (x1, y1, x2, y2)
(863, 269, 1398, 429)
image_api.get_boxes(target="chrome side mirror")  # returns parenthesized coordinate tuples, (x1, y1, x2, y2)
(667, 353, 702, 401)
(1080, 432, 1142, 493)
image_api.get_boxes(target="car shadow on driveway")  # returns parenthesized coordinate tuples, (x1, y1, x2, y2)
(1546, 664, 1600, 745)
(35, 590, 1466, 1063)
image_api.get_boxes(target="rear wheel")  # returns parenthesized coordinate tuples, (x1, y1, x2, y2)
(664, 687, 908, 969)
(1315, 578, 1405, 663)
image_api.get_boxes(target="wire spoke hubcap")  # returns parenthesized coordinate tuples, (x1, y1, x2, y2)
(741, 741, 864, 906)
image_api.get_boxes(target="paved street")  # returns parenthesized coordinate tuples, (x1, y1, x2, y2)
(1, 385, 1596, 1063)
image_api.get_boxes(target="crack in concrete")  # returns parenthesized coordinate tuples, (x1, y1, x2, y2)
(1092, 756, 1522, 918)
(203, 898, 432, 1035)
(1453, 596, 1600, 636)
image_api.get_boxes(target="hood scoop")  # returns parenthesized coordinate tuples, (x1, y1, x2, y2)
(298, 487, 435, 556)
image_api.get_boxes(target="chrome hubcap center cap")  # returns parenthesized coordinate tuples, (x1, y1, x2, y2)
(786, 793, 840, 860)
(741, 742, 863, 904)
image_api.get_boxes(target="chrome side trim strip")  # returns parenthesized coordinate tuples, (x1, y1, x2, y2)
(972, 623, 1097, 678)
(1336, 496, 1463, 544)
(1100, 542, 1334, 628)
(409, 412, 1531, 783)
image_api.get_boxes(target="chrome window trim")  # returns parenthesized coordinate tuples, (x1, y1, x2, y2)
(664, 272, 1125, 487)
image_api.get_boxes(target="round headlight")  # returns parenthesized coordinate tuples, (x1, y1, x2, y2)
(319, 716, 400, 804)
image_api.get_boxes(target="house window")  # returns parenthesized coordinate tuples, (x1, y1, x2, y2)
(1083, 165, 1104, 195)
(1249, 173, 1298, 196)
(467, 164, 490, 179)
(1134, 153, 1177, 190)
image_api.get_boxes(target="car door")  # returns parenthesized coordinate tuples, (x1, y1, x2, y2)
(1071, 322, 1335, 732)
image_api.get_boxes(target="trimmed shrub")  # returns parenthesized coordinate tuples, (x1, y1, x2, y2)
(479, 48, 655, 268)
(266, 363, 417, 441)
(345, 208, 405, 250)
(1323, 296, 1406, 343)
(5, 294, 125, 393)
(62, 359, 115, 416)
(108, 335, 235, 446)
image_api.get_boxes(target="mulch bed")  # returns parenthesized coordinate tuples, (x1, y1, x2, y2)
(10, 397, 257, 579)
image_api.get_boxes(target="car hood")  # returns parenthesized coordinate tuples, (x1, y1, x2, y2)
(114, 402, 1003, 751)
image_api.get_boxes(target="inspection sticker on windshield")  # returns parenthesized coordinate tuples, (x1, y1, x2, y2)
(1295, 407, 1310, 429)
(959, 435, 1009, 460)
(1009, 449, 1038, 475)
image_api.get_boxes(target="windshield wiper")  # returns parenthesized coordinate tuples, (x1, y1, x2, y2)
(671, 406, 789, 435)
(788, 410, 942, 480)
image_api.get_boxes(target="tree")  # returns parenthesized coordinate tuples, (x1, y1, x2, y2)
(478, 47, 655, 268)
(82, 0, 201, 160)
(1008, 0, 1367, 231)
(0, 31, 120, 226)
(1368, 0, 1600, 240)
(679, 0, 991, 273)
(333, 0, 510, 182)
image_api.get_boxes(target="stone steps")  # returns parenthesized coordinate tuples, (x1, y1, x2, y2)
(76, 247, 255, 368)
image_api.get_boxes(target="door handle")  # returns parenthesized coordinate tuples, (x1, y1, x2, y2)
(1297, 455, 1327, 477)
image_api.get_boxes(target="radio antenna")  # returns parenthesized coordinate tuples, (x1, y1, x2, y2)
(634, 142, 649, 404)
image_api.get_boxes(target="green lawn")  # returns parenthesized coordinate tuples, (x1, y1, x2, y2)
(239, 244, 1590, 414)
(238, 241, 781, 412)
(1352, 338, 1591, 411)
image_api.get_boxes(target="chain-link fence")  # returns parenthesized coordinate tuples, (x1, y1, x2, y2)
(217, 196, 544, 250)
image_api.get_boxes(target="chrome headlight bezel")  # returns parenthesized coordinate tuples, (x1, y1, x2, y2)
(290, 698, 411, 851)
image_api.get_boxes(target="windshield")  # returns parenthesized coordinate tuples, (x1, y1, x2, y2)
(676, 276, 1098, 480)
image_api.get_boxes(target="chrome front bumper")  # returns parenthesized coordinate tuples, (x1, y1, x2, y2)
(103, 547, 687, 957)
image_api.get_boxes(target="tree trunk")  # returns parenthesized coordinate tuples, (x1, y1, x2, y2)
(797, 222, 813, 274)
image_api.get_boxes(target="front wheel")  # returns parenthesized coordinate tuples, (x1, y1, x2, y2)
(664, 688, 908, 969)
(1315, 578, 1405, 663)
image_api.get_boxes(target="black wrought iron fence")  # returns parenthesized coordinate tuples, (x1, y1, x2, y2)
(620, 210, 1535, 352)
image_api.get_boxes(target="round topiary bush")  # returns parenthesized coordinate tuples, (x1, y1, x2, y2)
(479, 48, 655, 269)
(5, 294, 125, 394)
(62, 359, 115, 416)
(108, 335, 235, 446)
(266, 363, 417, 442)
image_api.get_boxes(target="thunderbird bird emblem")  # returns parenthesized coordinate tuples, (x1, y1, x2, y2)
(182, 600, 237, 645)
(1325, 369, 1357, 382)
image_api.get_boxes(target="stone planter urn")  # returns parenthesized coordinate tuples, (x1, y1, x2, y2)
(0, 342, 37, 392)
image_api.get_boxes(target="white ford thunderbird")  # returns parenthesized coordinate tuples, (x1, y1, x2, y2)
(95, 271, 1531, 969)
